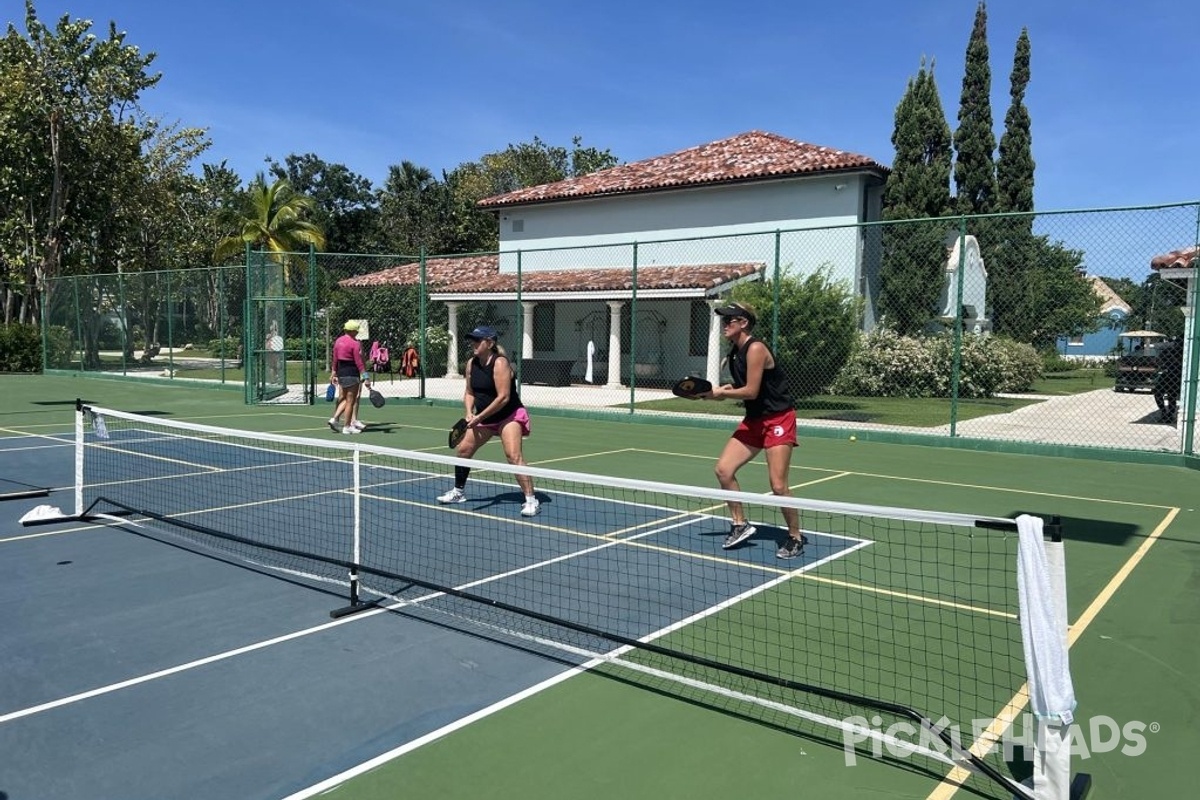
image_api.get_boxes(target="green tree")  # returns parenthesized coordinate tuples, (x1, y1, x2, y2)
(879, 62, 953, 335)
(214, 173, 326, 284)
(953, 2, 998, 216)
(990, 27, 1036, 337)
(731, 269, 863, 398)
(1104, 274, 1186, 339)
(266, 153, 378, 254)
(444, 135, 619, 253)
(996, 28, 1034, 220)
(0, 1, 159, 324)
(1022, 243, 1102, 349)
(377, 160, 452, 255)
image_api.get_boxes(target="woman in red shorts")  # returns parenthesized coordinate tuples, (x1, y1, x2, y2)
(706, 302, 807, 559)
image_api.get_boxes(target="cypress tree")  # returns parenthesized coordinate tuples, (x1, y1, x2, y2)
(996, 28, 1034, 221)
(991, 27, 1037, 337)
(953, 2, 998, 216)
(879, 61, 954, 334)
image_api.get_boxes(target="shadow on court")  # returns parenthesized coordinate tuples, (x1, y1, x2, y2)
(590, 666, 1006, 800)
(1008, 512, 1141, 547)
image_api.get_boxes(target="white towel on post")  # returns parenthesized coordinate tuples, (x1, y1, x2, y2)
(585, 340, 595, 383)
(1016, 513, 1076, 724)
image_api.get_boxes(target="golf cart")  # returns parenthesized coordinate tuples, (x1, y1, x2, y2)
(1114, 330, 1166, 392)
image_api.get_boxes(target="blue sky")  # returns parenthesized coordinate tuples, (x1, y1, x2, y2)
(22, 0, 1200, 212)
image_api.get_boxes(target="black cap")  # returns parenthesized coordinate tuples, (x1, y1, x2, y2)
(467, 325, 499, 341)
(713, 302, 756, 326)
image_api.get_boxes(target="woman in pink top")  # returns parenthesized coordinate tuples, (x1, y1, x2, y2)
(328, 320, 366, 434)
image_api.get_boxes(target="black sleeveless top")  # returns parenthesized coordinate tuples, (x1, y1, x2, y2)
(469, 354, 523, 424)
(728, 336, 793, 419)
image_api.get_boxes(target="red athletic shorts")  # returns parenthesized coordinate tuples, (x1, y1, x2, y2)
(732, 408, 797, 450)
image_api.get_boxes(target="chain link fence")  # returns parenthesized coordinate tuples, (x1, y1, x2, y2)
(42, 203, 1199, 457)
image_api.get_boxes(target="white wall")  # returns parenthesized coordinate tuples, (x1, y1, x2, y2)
(496, 174, 873, 289)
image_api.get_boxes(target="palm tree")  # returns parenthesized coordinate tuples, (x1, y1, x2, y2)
(214, 173, 326, 283)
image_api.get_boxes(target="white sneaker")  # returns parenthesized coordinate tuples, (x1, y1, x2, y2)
(342, 425, 360, 435)
(438, 487, 466, 504)
(521, 497, 540, 517)
(351, 420, 366, 430)
(327, 418, 340, 432)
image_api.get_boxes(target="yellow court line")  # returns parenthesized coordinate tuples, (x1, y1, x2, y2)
(797, 573, 1016, 620)
(533, 449, 639, 466)
(625, 448, 1174, 510)
(848, 469, 1179, 510)
(924, 506, 1180, 800)
(366, 477, 1017, 618)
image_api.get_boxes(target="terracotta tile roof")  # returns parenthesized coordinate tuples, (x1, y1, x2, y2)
(1150, 245, 1198, 270)
(477, 131, 888, 209)
(1088, 276, 1131, 315)
(338, 255, 762, 294)
(338, 256, 498, 289)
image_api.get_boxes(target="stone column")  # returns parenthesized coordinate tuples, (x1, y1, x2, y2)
(522, 301, 536, 361)
(446, 302, 461, 378)
(606, 300, 624, 389)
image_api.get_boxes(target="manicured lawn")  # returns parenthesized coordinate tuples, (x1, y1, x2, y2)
(1029, 366, 1114, 395)
(630, 394, 1039, 428)
(629, 367, 1111, 427)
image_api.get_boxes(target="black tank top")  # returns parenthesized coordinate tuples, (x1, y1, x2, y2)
(728, 336, 792, 419)
(469, 354, 523, 424)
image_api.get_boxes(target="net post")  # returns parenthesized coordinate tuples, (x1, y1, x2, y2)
(74, 399, 85, 517)
(1021, 515, 1092, 800)
(330, 447, 368, 618)
(23, 400, 85, 525)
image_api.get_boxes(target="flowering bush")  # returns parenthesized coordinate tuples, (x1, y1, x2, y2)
(830, 329, 1042, 398)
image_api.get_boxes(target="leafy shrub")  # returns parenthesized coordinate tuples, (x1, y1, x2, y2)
(830, 329, 1042, 398)
(729, 268, 863, 397)
(1040, 350, 1077, 373)
(203, 336, 242, 360)
(830, 327, 939, 397)
(411, 325, 450, 378)
(46, 325, 73, 369)
(0, 323, 43, 371)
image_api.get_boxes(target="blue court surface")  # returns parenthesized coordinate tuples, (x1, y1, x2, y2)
(0, 429, 860, 800)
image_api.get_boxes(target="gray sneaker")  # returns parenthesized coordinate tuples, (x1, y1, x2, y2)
(722, 522, 757, 549)
(776, 535, 809, 560)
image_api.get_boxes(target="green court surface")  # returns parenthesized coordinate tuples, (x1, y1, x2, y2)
(2, 373, 1195, 800)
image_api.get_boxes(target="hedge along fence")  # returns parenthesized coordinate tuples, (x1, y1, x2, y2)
(2, 323, 70, 372)
(829, 327, 1043, 398)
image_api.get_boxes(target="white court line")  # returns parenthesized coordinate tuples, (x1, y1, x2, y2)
(0, 508, 773, 725)
(279, 535, 871, 800)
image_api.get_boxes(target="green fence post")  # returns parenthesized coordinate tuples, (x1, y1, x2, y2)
(1183, 212, 1200, 455)
(308, 243, 317, 405)
(772, 230, 782, 353)
(949, 217, 968, 437)
(218, 267, 226, 385)
(418, 247, 427, 400)
(516, 249, 524, 386)
(118, 271, 127, 375)
(166, 269, 175, 379)
(39, 281, 47, 373)
(73, 276, 82, 372)
(244, 243, 252, 404)
(629, 242, 638, 411)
